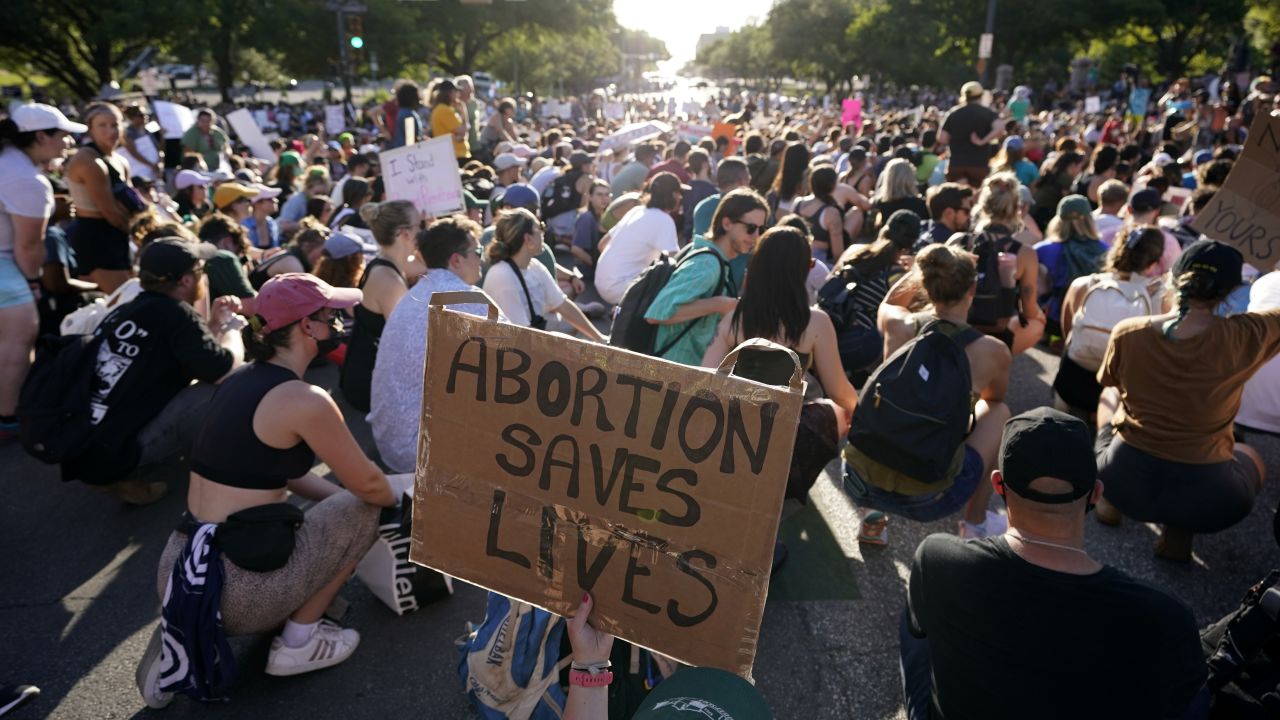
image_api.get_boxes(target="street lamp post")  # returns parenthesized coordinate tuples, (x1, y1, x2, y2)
(978, 0, 997, 85)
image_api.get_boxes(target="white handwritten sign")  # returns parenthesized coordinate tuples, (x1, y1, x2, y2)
(1084, 96, 1101, 114)
(152, 101, 194, 140)
(676, 122, 713, 143)
(325, 104, 346, 133)
(226, 109, 275, 166)
(381, 134, 465, 218)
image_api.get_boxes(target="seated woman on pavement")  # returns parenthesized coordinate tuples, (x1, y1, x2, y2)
(138, 273, 396, 708)
(482, 207, 605, 341)
(845, 244, 1013, 546)
(702, 224, 858, 504)
(1094, 240, 1280, 562)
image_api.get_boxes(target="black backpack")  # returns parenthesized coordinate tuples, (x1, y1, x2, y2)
(818, 263, 884, 376)
(1201, 570, 1280, 719)
(541, 171, 582, 220)
(846, 319, 981, 487)
(608, 248, 729, 356)
(17, 333, 102, 464)
(947, 230, 1020, 327)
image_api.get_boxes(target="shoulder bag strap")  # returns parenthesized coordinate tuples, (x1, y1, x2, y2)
(505, 259, 541, 325)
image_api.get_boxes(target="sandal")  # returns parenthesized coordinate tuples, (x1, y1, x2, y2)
(857, 511, 889, 546)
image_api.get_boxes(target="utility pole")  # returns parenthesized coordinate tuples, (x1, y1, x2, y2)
(978, 0, 997, 85)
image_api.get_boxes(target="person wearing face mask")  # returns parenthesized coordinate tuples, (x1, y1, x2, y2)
(136, 273, 395, 708)
(0, 103, 83, 442)
(368, 215, 497, 474)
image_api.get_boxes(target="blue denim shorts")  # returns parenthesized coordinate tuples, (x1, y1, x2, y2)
(0, 256, 34, 309)
(843, 445, 985, 523)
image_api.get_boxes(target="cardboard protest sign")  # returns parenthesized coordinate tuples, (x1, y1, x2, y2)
(380, 134, 465, 218)
(152, 101, 193, 140)
(325, 104, 346, 133)
(841, 98, 862, 130)
(712, 122, 738, 154)
(1191, 113, 1280, 271)
(411, 293, 803, 678)
(226, 109, 275, 165)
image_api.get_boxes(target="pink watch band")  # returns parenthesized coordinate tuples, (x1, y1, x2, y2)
(569, 669, 614, 687)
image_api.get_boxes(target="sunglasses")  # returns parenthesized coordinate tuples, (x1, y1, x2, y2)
(733, 221, 763, 235)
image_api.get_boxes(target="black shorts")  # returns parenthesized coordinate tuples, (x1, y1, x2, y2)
(1095, 422, 1262, 533)
(1053, 354, 1102, 413)
(69, 217, 131, 274)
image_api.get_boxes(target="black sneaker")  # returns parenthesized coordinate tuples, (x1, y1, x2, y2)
(0, 685, 39, 717)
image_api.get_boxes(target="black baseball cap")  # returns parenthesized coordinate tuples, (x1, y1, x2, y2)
(998, 407, 1097, 504)
(1172, 240, 1243, 296)
(1128, 188, 1163, 213)
(138, 237, 217, 281)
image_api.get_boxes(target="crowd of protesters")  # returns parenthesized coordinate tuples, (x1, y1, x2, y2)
(2, 60, 1280, 719)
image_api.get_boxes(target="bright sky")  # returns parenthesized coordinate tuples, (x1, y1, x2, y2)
(613, 0, 777, 70)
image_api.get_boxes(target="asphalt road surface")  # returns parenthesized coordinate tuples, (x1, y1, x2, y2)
(3, 345, 1278, 719)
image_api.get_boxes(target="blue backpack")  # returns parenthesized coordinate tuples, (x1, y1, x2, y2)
(457, 593, 569, 720)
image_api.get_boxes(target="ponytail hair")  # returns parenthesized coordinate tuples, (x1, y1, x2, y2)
(1105, 225, 1164, 273)
(242, 315, 293, 362)
(359, 199, 419, 247)
(487, 208, 537, 264)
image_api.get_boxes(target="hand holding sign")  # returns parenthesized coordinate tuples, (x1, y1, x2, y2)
(411, 292, 802, 678)
(1191, 113, 1280, 270)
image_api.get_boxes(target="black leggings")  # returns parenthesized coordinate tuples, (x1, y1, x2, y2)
(1095, 423, 1262, 533)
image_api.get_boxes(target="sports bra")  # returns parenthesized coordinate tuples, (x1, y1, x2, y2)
(191, 363, 315, 490)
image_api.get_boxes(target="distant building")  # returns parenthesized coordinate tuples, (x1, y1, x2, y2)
(697, 26, 732, 57)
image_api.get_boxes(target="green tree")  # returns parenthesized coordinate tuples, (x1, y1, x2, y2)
(768, 0, 857, 92)
(479, 26, 625, 96)
(0, 0, 188, 100)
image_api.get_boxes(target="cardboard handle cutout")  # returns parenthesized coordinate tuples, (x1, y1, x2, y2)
(428, 290, 500, 321)
(716, 338, 805, 392)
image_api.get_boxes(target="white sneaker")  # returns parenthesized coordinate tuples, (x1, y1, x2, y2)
(959, 510, 1009, 539)
(135, 625, 174, 709)
(265, 621, 360, 677)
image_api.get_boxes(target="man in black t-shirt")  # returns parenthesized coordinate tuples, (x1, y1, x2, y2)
(939, 81, 1001, 188)
(902, 408, 1206, 720)
(64, 238, 244, 504)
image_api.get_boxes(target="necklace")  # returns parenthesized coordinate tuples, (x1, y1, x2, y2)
(1006, 530, 1091, 556)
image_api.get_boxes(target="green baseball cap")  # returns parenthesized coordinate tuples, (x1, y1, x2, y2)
(633, 668, 772, 720)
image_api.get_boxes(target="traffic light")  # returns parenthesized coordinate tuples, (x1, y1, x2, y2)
(346, 15, 364, 52)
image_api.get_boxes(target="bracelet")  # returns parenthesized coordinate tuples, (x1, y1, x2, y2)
(569, 669, 613, 688)
(570, 660, 612, 674)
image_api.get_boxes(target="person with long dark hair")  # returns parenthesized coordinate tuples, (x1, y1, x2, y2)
(0, 104, 83, 441)
(1094, 241, 1280, 561)
(768, 142, 810, 218)
(1031, 151, 1084, 230)
(795, 165, 846, 263)
(389, 82, 423, 149)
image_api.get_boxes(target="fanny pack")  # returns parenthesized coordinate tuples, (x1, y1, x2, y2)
(179, 503, 304, 572)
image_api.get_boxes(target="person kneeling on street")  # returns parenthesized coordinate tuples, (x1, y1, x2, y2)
(845, 243, 1013, 545)
(137, 273, 396, 708)
(902, 408, 1206, 720)
(65, 238, 243, 504)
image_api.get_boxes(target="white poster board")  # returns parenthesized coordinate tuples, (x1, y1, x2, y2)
(604, 102, 625, 121)
(152, 101, 194, 140)
(226, 108, 276, 165)
(125, 135, 160, 181)
(1084, 96, 1101, 114)
(325, 104, 346, 133)
(381, 134, 465, 218)
(676, 121, 713, 143)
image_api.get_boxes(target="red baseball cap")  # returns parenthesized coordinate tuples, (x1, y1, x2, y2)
(256, 273, 362, 333)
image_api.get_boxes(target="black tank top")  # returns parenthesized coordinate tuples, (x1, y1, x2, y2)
(191, 363, 315, 490)
(340, 257, 404, 412)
